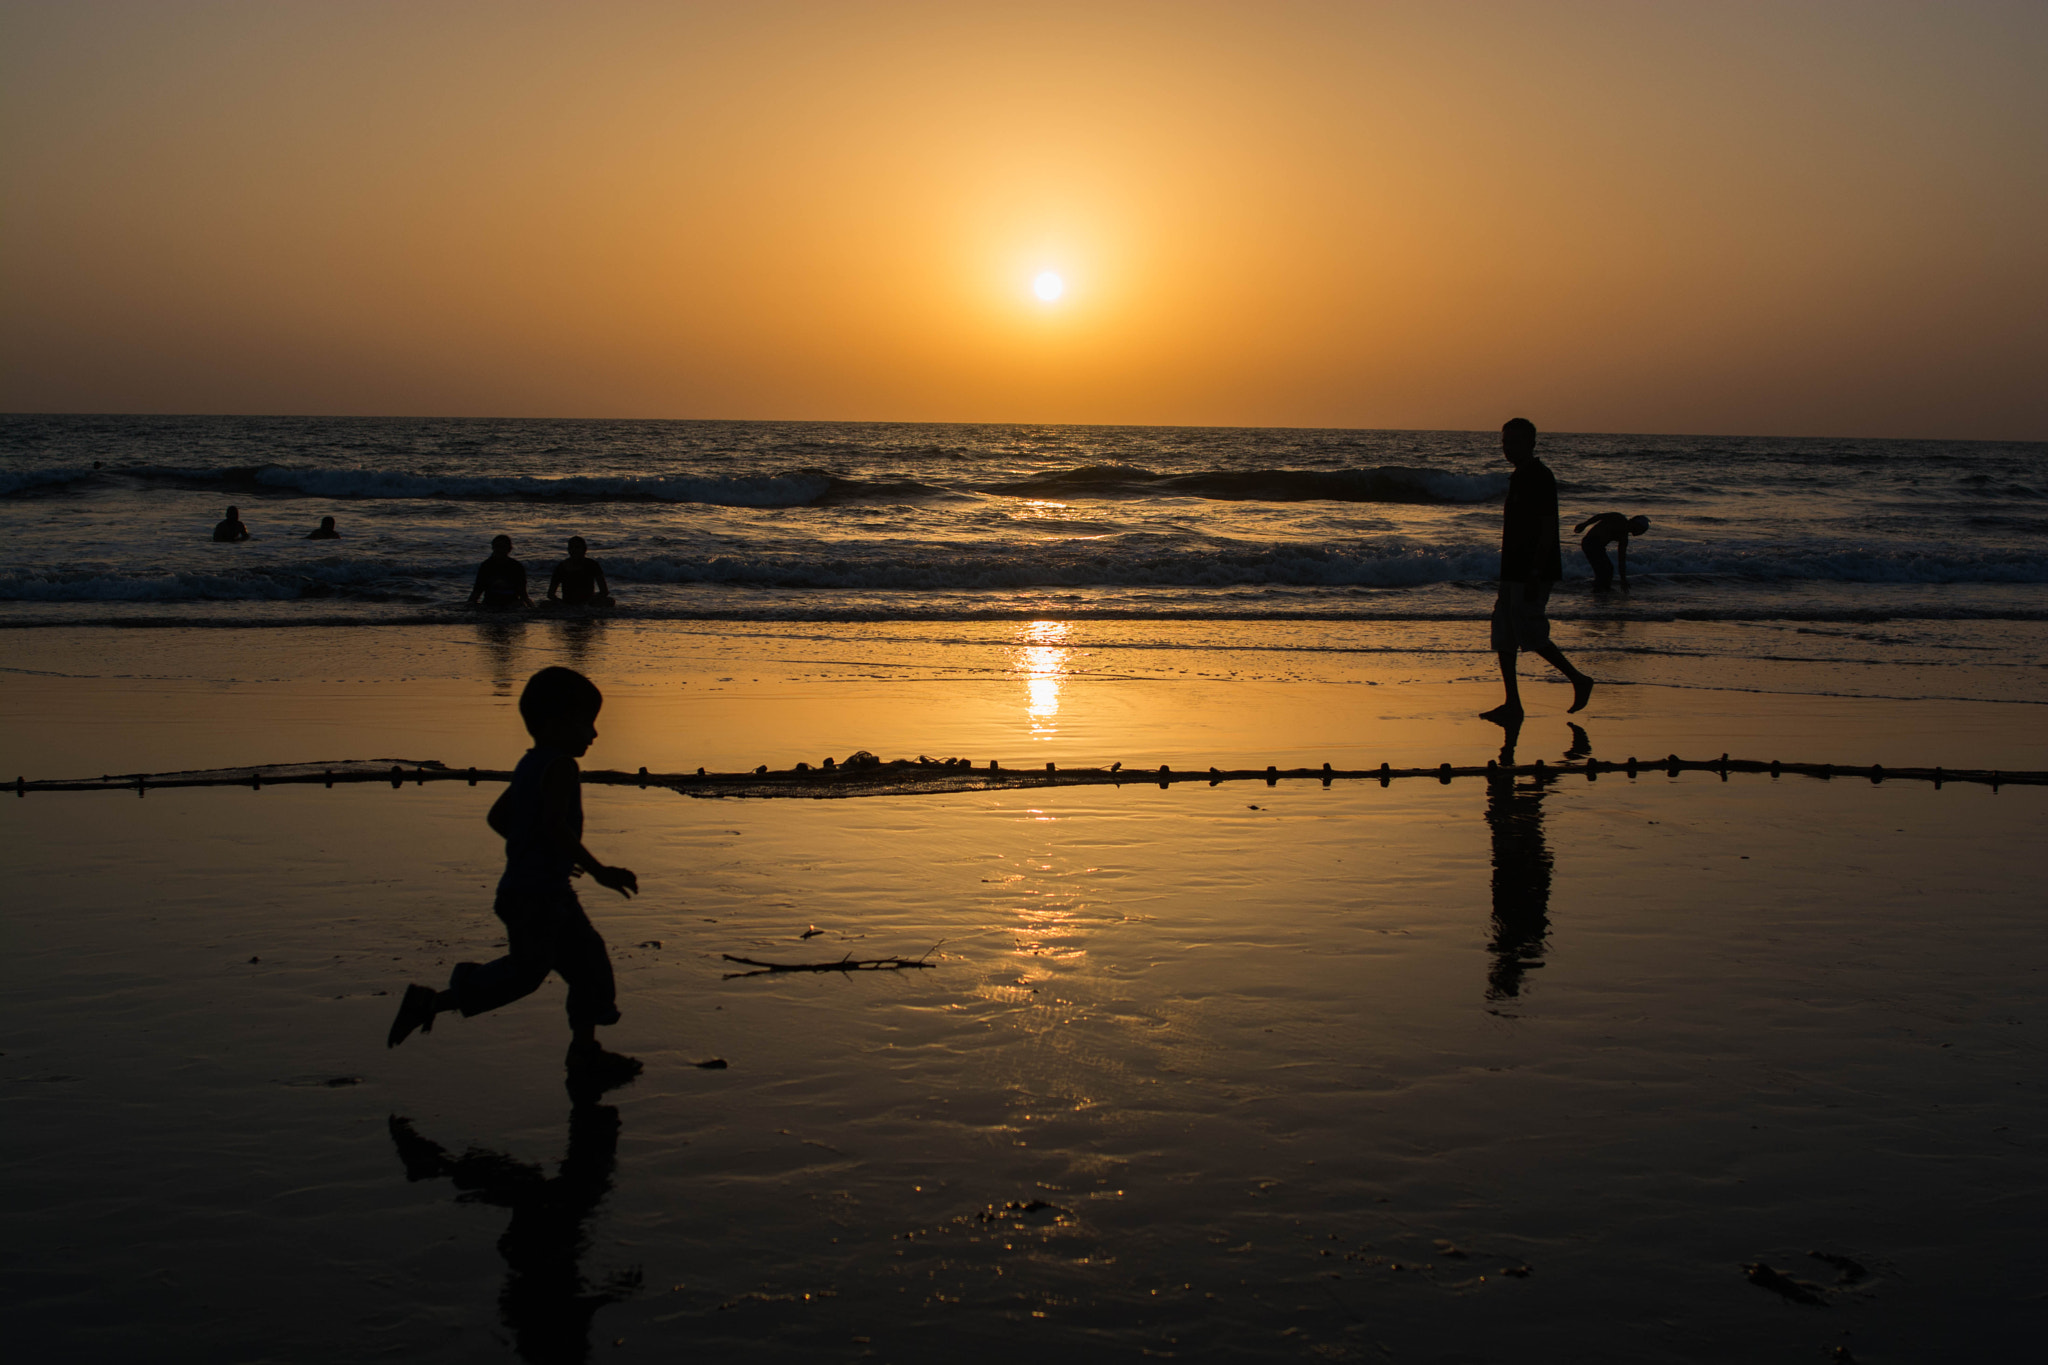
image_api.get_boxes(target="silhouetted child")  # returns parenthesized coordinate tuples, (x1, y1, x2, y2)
(548, 537, 615, 608)
(388, 666, 641, 1084)
(307, 516, 340, 540)
(468, 534, 533, 609)
(1573, 512, 1649, 588)
(212, 506, 250, 542)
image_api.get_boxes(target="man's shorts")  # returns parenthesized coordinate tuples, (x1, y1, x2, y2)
(1491, 580, 1554, 652)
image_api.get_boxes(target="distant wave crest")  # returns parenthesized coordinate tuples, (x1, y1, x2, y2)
(2, 461, 1511, 507)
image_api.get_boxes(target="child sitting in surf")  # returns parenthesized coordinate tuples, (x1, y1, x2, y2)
(386, 666, 642, 1086)
(1572, 512, 1650, 589)
(547, 536, 615, 608)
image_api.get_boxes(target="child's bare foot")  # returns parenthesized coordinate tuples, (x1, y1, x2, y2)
(566, 1042, 642, 1093)
(1568, 677, 1595, 714)
(1479, 703, 1523, 725)
(386, 984, 439, 1048)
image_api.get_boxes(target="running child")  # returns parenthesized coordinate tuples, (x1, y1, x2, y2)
(387, 666, 641, 1084)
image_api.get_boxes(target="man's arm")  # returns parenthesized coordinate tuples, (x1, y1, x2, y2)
(547, 564, 565, 600)
(1617, 536, 1629, 582)
(592, 562, 609, 594)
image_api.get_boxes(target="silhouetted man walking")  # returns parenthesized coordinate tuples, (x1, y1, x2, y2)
(1482, 418, 1593, 722)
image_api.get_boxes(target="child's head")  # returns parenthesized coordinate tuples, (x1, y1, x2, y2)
(1500, 418, 1537, 462)
(1627, 515, 1650, 535)
(319, 516, 335, 530)
(491, 534, 513, 555)
(519, 666, 603, 752)
(567, 536, 587, 557)
(225, 505, 241, 519)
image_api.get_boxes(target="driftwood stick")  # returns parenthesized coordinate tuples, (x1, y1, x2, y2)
(720, 942, 942, 979)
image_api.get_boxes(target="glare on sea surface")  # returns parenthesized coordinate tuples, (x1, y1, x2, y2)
(1016, 620, 1070, 737)
(1033, 271, 1064, 302)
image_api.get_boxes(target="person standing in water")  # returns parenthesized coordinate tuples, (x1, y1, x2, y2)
(212, 506, 250, 542)
(1573, 512, 1649, 589)
(548, 537, 615, 608)
(468, 534, 532, 610)
(306, 516, 340, 540)
(1483, 418, 1594, 723)
(386, 666, 642, 1084)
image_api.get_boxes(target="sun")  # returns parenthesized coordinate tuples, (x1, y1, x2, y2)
(1032, 271, 1064, 302)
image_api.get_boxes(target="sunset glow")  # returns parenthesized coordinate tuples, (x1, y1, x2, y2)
(1, 1, 2041, 436)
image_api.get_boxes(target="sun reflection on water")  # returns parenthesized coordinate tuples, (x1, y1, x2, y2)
(1016, 620, 1070, 740)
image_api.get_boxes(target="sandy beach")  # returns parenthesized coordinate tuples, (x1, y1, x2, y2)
(5, 618, 2044, 1361)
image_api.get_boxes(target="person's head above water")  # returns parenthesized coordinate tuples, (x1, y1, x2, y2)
(1501, 418, 1537, 464)
(319, 516, 335, 530)
(490, 534, 513, 556)
(519, 666, 603, 753)
(225, 505, 241, 520)
(1627, 515, 1650, 535)
(567, 536, 588, 557)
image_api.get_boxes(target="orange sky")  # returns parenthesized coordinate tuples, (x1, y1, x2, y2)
(2, 1, 2042, 438)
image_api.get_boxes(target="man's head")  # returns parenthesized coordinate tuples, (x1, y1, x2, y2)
(491, 534, 513, 555)
(1501, 418, 1537, 464)
(1627, 515, 1650, 535)
(567, 536, 587, 557)
(225, 505, 240, 519)
(519, 666, 603, 752)
(319, 516, 335, 530)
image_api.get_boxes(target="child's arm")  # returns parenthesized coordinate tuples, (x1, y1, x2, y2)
(1573, 515, 1601, 536)
(542, 758, 637, 897)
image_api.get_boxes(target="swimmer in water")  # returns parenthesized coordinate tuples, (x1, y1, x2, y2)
(212, 506, 250, 543)
(468, 535, 533, 610)
(1572, 512, 1650, 589)
(548, 537, 615, 608)
(307, 516, 340, 540)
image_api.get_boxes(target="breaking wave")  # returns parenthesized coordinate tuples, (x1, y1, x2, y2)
(2, 462, 1511, 507)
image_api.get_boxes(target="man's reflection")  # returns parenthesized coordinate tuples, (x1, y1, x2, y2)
(478, 617, 527, 698)
(556, 617, 602, 672)
(1483, 719, 1554, 1005)
(389, 1094, 638, 1364)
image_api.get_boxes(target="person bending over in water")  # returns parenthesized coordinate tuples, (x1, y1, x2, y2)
(468, 535, 533, 610)
(306, 516, 340, 540)
(388, 666, 642, 1085)
(1483, 418, 1594, 723)
(1573, 512, 1649, 589)
(212, 506, 250, 542)
(548, 537, 615, 608)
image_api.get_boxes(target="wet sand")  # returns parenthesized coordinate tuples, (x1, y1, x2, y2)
(4, 620, 2045, 1361)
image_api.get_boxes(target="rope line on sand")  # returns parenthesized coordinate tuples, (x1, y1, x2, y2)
(13, 753, 2044, 797)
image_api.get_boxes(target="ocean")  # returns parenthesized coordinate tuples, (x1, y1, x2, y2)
(3, 414, 2044, 643)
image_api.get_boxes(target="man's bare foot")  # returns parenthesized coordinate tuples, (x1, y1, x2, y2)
(1479, 704, 1524, 725)
(1568, 676, 1595, 714)
(386, 984, 438, 1048)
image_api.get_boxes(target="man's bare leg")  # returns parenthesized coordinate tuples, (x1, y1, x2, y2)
(1480, 649, 1523, 723)
(1529, 641, 1595, 714)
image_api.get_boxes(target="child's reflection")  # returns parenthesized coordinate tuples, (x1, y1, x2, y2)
(389, 1093, 639, 1364)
